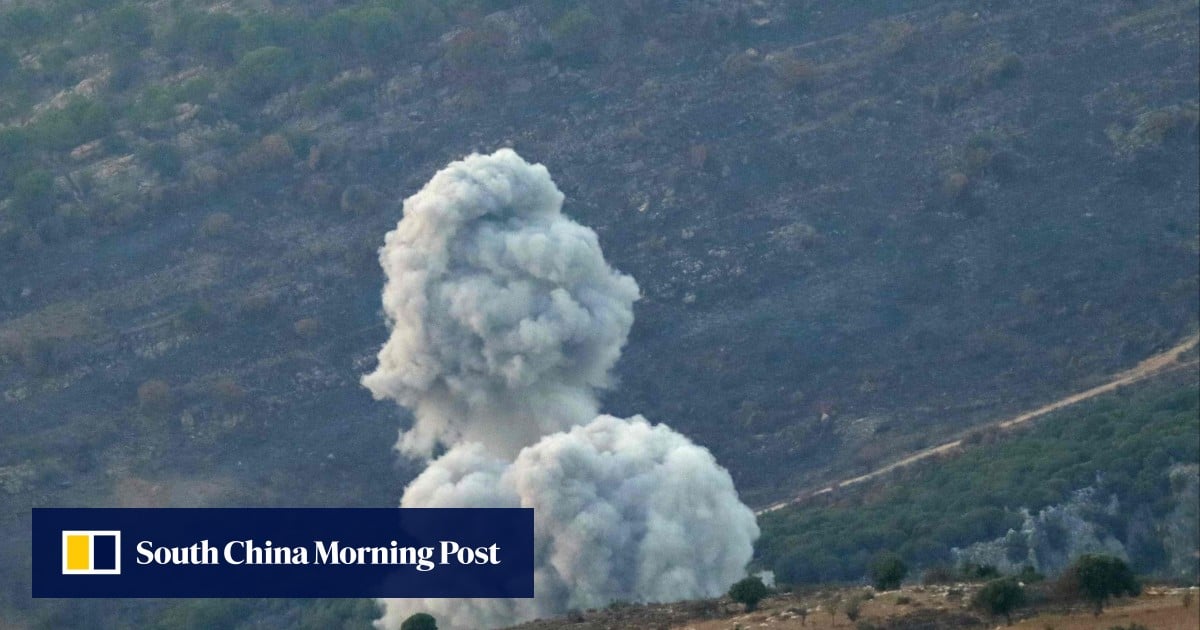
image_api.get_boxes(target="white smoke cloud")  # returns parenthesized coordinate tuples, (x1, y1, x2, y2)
(361, 149, 640, 459)
(364, 150, 758, 630)
(379, 415, 759, 630)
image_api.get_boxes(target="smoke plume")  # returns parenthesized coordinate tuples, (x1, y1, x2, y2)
(378, 416, 759, 629)
(366, 151, 758, 630)
(361, 149, 639, 459)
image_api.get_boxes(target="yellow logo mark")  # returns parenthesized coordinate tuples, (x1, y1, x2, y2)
(66, 535, 90, 571)
(61, 531, 121, 575)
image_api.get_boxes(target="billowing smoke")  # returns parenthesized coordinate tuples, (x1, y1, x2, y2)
(361, 149, 639, 459)
(365, 151, 758, 630)
(378, 416, 759, 629)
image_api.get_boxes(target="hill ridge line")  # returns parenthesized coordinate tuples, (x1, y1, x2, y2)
(756, 332, 1200, 515)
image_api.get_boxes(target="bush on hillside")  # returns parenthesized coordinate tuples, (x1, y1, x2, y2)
(729, 576, 770, 612)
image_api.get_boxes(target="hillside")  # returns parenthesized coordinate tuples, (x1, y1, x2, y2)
(760, 333, 1199, 513)
(756, 373, 1199, 586)
(0, 0, 1197, 627)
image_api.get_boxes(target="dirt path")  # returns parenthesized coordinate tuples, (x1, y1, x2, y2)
(757, 333, 1200, 515)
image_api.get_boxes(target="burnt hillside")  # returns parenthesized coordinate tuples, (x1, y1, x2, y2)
(0, 3, 1196, 622)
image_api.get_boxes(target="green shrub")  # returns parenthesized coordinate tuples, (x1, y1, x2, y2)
(971, 577, 1025, 625)
(921, 564, 955, 584)
(316, 7, 405, 62)
(729, 576, 770, 611)
(299, 70, 376, 111)
(12, 170, 55, 218)
(229, 46, 305, 103)
(101, 4, 151, 50)
(547, 6, 604, 63)
(961, 563, 1001, 580)
(400, 612, 437, 630)
(132, 78, 214, 125)
(1107, 104, 1200, 158)
(134, 88, 176, 125)
(235, 134, 295, 172)
(1064, 554, 1140, 615)
(1, 7, 51, 43)
(30, 98, 112, 150)
(842, 595, 862, 621)
(141, 143, 183, 177)
(1016, 565, 1044, 584)
(443, 27, 505, 77)
(163, 11, 242, 62)
(869, 552, 907, 590)
(388, 0, 447, 39)
(237, 13, 310, 52)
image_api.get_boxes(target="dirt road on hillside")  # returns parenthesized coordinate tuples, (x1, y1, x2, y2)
(757, 333, 1200, 515)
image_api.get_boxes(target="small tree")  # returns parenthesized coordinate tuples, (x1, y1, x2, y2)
(729, 576, 770, 612)
(971, 577, 1025, 625)
(400, 612, 437, 630)
(230, 46, 304, 103)
(1065, 554, 1140, 616)
(842, 595, 862, 622)
(825, 593, 841, 623)
(868, 552, 908, 591)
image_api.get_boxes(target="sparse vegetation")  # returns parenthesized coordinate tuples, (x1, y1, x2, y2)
(0, 1, 1195, 628)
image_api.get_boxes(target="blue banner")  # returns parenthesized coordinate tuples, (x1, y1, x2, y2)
(33, 508, 534, 598)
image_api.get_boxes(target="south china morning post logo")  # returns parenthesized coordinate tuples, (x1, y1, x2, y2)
(33, 508, 534, 598)
(61, 531, 121, 575)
